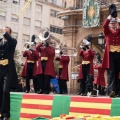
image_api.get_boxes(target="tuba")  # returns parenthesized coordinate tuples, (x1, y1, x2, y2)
(38, 27, 60, 44)
(38, 27, 50, 41)
(38, 27, 61, 51)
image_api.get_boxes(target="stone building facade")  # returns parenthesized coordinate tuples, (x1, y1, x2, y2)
(0, 0, 65, 63)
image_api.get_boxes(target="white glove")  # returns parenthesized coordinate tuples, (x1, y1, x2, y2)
(117, 18, 120, 23)
(107, 15, 112, 20)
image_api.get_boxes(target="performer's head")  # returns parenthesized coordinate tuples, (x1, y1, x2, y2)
(60, 51, 63, 55)
(5, 27, 12, 35)
(109, 19, 117, 29)
(31, 42, 36, 50)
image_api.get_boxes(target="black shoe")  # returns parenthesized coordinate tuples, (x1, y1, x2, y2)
(83, 93, 87, 96)
(25, 90, 29, 93)
(63, 92, 68, 94)
(44, 90, 50, 94)
(3, 117, 10, 120)
(0, 116, 3, 120)
(37, 90, 45, 94)
(117, 94, 120, 97)
(34, 90, 37, 93)
(77, 92, 81, 95)
(99, 88, 106, 96)
(58, 92, 63, 94)
(91, 89, 98, 97)
(109, 91, 116, 98)
(80, 93, 85, 96)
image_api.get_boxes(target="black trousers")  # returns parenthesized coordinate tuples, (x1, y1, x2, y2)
(0, 65, 10, 118)
(37, 60, 47, 91)
(44, 75, 52, 92)
(80, 64, 90, 94)
(26, 63, 38, 92)
(58, 68, 68, 94)
(107, 52, 120, 95)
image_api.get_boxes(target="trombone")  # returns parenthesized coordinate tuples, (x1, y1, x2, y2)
(56, 44, 77, 57)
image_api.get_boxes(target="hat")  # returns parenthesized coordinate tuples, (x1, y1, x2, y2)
(31, 35, 36, 42)
(109, 4, 117, 18)
(110, 19, 117, 23)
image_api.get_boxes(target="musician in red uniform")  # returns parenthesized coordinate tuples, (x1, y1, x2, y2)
(36, 43, 46, 94)
(55, 51, 70, 94)
(21, 43, 39, 93)
(36, 41, 56, 94)
(78, 45, 95, 96)
(102, 15, 120, 97)
(94, 62, 106, 95)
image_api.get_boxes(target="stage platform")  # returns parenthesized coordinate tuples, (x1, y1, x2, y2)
(10, 92, 120, 120)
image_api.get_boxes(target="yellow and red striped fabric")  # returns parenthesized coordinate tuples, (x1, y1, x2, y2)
(20, 94, 53, 120)
(69, 96, 112, 116)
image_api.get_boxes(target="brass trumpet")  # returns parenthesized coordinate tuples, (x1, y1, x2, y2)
(80, 39, 91, 50)
(24, 42, 35, 51)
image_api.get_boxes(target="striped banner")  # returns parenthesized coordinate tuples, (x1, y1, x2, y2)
(10, 93, 120, 120)
(69, 96, 112, 116)
(20, 94, 54, 120)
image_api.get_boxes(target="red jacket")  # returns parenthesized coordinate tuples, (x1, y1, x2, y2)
(36, 43, 47, 57)
(44, 46, 56, 77)
(94, 64, 106, 86)
(36, 43, 49, 75)
(36, 53, 42, 75)
(21, 50, 39, 77)
(78, 49, 95, 80)
(102, 18, 120, 69)
(56, 56, 70, 80)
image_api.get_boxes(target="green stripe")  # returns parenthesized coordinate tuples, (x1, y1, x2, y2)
(10, 92, 23, 120)
(111, 98, 120, 116)
(51, 95, 71, 118)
